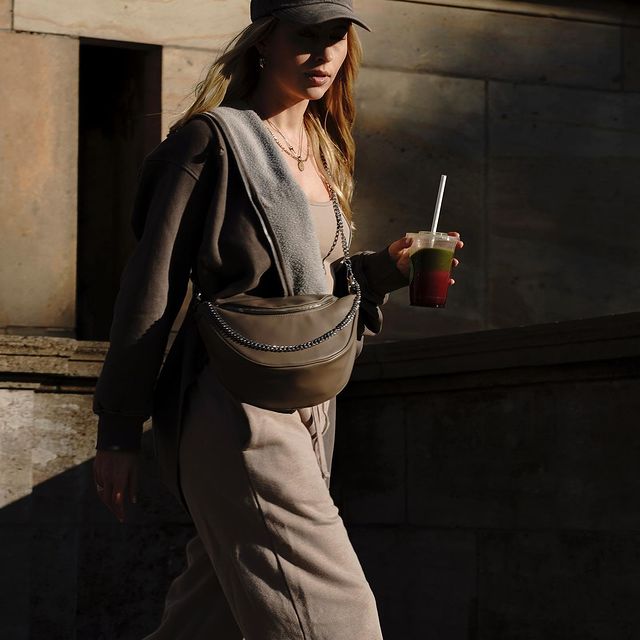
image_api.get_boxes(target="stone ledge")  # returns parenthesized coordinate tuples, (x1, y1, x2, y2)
(0, 336, 106, 380)
(0, 333, 179, 383)
(355, 312, 640, 383)
(2, 313, 638, 388)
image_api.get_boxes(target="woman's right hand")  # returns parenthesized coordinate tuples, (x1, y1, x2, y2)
(93, 450, 140, 523)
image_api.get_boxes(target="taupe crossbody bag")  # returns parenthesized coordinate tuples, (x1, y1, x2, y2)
(192, 169, 361, 411)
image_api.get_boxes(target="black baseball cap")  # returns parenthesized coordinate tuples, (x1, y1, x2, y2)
(250, 0, 372, 32)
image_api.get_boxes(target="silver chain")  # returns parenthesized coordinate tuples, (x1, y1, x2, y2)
(317, 156, 342, 263)
(195, 150, 360, 352)
(320, 151, 359, 296)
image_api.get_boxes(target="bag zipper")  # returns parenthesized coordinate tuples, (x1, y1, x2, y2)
(220, 296, 335, 314)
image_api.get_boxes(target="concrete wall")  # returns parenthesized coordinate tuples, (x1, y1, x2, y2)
(352, 0, 640, 341)
(13, 0, 247, 48)
(1, 2, 640, 638)
(162, 46, 217, 138)
(334, 311, 640, 639)
(0, 31, 78, 334)
(2, 313, 639, 638)
(0, 0, 11, 29)
(1, 0, 639, 339)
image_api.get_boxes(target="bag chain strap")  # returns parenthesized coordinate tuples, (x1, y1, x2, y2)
(195, 152, 361, 353)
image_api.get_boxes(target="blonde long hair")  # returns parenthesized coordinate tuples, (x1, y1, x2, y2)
(168, 17, 363, 224)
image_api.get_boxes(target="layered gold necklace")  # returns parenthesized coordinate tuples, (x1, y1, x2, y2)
(265, 118, 310, 171)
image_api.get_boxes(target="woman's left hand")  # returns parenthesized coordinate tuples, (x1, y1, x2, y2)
(388, 232, 464, 284)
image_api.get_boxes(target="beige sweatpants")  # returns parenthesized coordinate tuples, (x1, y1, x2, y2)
(142, 362, 384, 640)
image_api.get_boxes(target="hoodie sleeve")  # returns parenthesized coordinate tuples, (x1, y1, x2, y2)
(93, 119, 219, 451)
(331, 243, 410, 340)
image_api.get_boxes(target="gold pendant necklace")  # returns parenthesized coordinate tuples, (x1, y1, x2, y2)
(266, 119, 310, 171)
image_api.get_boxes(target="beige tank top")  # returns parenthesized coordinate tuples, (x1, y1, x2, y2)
(297, 198, 352, 430)
(307, 199, 352, 293)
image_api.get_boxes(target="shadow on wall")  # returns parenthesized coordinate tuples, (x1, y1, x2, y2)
(351, 2, 640, 341)
(3, 312, 640, 638)
(0, 430, 195, 640)
(0, 424, 405, 640)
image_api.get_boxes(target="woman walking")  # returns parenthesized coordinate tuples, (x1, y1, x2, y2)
(92, 1, 463, 638)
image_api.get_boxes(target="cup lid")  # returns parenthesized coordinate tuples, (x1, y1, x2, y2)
(417, 231, 458, 241)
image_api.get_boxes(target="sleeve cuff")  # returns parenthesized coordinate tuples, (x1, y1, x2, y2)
(361, 244, 410, 297)
(95, 413, 145, 451)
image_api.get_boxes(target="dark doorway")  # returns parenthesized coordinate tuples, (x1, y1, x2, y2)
(76, 39, 161, 340)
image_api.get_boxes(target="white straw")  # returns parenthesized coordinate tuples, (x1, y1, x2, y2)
(430, 174, 447, 234)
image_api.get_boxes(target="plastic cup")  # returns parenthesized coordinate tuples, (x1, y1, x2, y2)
(407, 231, 459, 307)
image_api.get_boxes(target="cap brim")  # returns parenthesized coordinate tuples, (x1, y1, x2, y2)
(273, 4, 372, 32)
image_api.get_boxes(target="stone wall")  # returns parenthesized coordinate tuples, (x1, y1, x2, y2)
(2, 2, 640, 638)
(2, 0, 639, 338)
(333, 311, 640, 638)
(12, 0, 247, 48)
(2, 313, 639, 638)
(353, 0, 640, 340)
(0, 31, 78, 333)
(0, 0, 10, 29)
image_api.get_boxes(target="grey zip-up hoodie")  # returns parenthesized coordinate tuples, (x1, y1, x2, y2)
(92, 101, 408, 507)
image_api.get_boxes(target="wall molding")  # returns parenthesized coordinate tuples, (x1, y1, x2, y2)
(2, 313, 639, 394)
(353, 311, 640, 386)
(395, 0, 640, 27)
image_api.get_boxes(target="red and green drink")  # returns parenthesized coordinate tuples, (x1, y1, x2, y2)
(407, 232, 458, 307)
